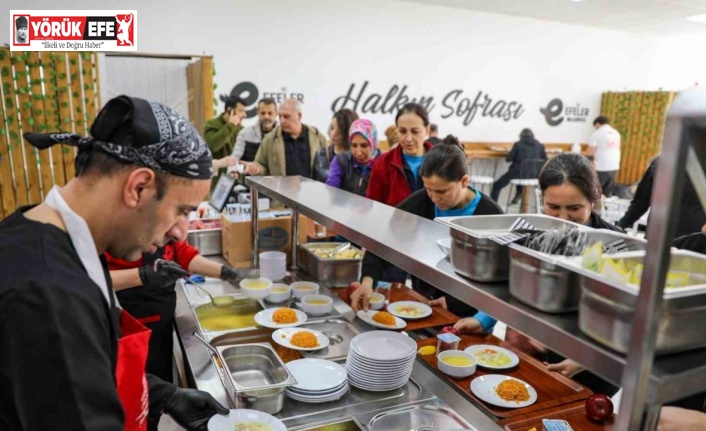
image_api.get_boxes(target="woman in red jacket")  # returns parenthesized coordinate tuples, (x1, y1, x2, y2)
(366, 103, 434, 207)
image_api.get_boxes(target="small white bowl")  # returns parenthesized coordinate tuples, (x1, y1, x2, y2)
(437, 350, 477, 378)
(290, 281, 320, 299)
(239, 277, 273, 299)
(301, 294, 333, 315)
(266, 283, 291, 303)
(368, 293, 385, 310)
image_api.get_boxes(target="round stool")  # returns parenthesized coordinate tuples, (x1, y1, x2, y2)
(470, 175, 495, 195)
(507, 178, 540, 213)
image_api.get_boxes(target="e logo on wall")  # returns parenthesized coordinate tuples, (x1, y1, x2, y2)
(540, 98, 590, 127)
(227, 81, 305, 119)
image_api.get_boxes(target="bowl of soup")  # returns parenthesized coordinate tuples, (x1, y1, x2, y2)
(301, 294, 333, 316)
(290, 281, 320, 299)
(239, 277, 273, 299)
(265, 283, 291, 304)
(437, 350, 476, 378)
(369, 293, 386, 310)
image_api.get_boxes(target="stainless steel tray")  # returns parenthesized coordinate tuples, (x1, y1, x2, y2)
(299, 243, 363, 287)
(508, 229, 646, 313)
(210, 318, 360, 361)
(558, 250, 706, 354)
(367, 404, 477, 431)
(435, 214, 584, 282)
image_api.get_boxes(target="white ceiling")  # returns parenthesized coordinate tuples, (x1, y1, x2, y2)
(401, 0, 706, 35)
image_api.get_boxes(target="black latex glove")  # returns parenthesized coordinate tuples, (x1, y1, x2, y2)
(164, 388, 229, 431)
(138, 258, 187, 289)
(220, 265, 242, 285)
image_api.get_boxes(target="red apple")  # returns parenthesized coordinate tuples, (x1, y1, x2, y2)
(440, 326, 460, 336)
(585, 394, 614, 423)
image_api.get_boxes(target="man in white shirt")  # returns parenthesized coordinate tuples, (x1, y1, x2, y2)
(586, 116, 621, 197)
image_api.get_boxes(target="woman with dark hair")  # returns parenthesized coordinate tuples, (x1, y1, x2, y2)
(326, 119, 381, 196)
(350, 136, 503, 332)
(490, 128, 547, 202)
(539, 152, 621, 231)
(366, 103, 434, 207)
(511, 152, 621, 394)
(313, 109, 358, 182)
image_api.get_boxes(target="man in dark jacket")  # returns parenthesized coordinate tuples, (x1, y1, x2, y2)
(490, 128, 547, 202)
(617, 156, 706, 237)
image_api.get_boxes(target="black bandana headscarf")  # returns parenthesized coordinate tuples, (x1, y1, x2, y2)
(23, 95, 213, 180)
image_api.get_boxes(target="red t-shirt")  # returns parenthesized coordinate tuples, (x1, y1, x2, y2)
(105, 240, 200, 271)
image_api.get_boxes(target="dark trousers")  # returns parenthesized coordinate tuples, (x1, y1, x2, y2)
(490, 172, 521, 202)
(598, 170, 618, 197)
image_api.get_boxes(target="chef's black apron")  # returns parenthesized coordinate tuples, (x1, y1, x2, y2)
(116, 245, 178, 384)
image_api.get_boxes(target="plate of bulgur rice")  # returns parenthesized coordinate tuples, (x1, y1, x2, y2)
(356, 310, 406, 330)
(272, 328, 330, 351)
(255, 307, 307, 329)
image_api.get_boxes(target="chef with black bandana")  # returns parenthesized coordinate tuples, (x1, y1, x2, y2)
(0, 96, 229, 431)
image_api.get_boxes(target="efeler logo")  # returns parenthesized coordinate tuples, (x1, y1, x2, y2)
(10, 10, 137, 52)
(540, 98, 564, 126)
(227, 81, 305, 119)
(540, 98, 590, 127)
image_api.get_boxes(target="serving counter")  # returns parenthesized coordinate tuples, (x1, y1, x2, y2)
(174, 271, 503, 430)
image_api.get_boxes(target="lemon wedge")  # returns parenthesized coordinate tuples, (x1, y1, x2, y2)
(582, 242, 604, 273)
(418, 345, 436, 356)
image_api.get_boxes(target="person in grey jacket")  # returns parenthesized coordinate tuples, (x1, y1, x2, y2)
(232, 98, 277, 162)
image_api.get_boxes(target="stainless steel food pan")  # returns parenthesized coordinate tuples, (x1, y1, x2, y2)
(187, 228, 222, 256)
(560, 250, 706, 354)
(299, 243, 363, 287)
(508, 229, 646, 313)
(367, 404, 477, 431)
(435, 214, 584, 282)
(213, 343, 297, 414)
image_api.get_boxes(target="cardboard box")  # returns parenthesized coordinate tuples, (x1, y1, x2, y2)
(221, 213, 308, 268)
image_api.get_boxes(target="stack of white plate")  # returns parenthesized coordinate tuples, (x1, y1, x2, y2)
(345, 331, 417, 392)
(285, 358, 349, 403)
(260, 251, 286, 281)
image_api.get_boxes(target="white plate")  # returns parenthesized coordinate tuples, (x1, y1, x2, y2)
(286, 358, 347, 391)
(387, 301, 433, 320)
(208, 408, 287, 431)
(254, 308, 307, 329)
(349, 331, 417, 361)
(346, 374, 410, 386)
(272, 328, 329, 351)
(287, 381, 347, 396)
(470, 375, 537, 408)
(464, 344, 520, 370)
(287, 385, 349, 403)
(437, 238, 452, 257)
(346, 358, 414, 375)
(356, 310, 407, 330)
(346, 359, 414, 375)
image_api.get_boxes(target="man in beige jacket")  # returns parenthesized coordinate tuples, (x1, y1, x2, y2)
(243, 99, 327, 177)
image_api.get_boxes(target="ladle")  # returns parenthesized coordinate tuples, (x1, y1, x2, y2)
(154, 258, 236, 308)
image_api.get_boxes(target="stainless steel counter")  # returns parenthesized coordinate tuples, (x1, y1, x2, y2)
(244, 176, 706, 406)
(174, 272, 501, 430)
